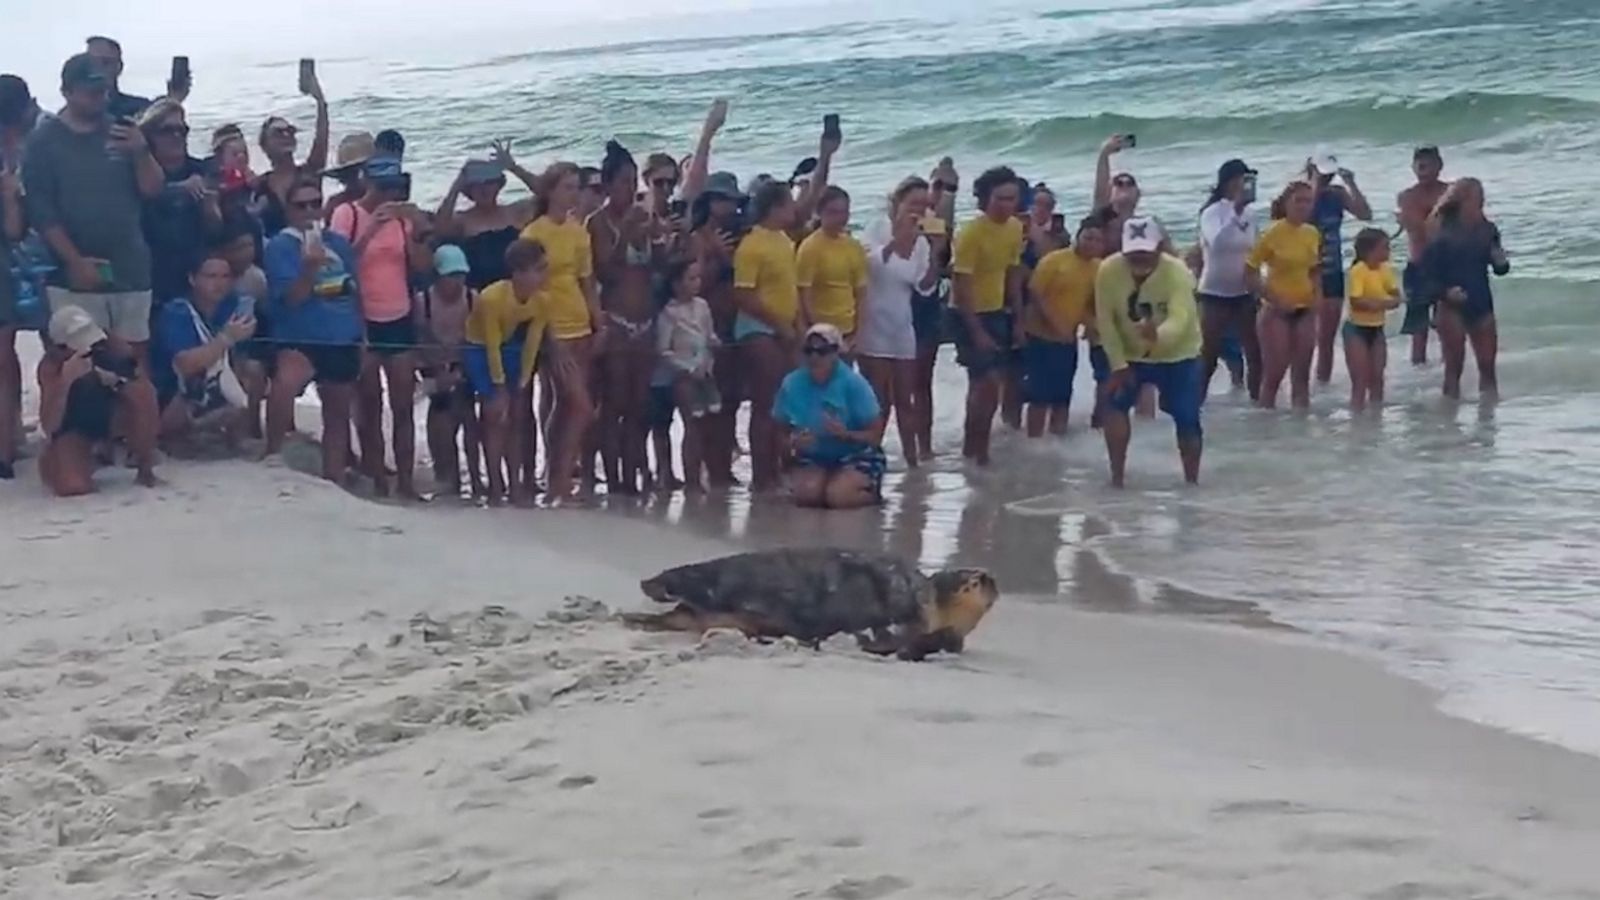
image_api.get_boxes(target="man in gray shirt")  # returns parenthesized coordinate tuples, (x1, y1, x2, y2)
(24, 53, 163, 351)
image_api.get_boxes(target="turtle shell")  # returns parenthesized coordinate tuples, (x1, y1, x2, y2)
(641, 548, 929, 643)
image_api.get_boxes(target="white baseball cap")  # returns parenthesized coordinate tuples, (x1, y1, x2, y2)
(1311, 149, 1340, 176)
(48, 306, 107, 354)
(1120, 216, 1164, 254)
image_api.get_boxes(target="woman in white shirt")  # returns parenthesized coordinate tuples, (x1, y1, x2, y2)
(856, 177, 939, 467)
(1197, 158, 1262, 400)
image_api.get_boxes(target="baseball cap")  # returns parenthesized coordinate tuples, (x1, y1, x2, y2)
(1121, 216, 1164, 254)
(49, 306, 107, 353)
(1216, 158, 1256, 184)
(374, 128, 405, 159)
(60, 53, 107, 92)
(790, 157, 818, 184)
(433, 244, 470, 277)
(363, 156, 404, 180)
(803, 322, 844, 351)
(1311, 149, 1340, 176)
(461, 159, 504, 186)
(703, 171, 745, 201)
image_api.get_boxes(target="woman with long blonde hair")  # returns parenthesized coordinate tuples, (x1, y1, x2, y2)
(1247, 180, 1322, 409)
(521, 161, 605, 503)
(856, 176, 939, 466)
(1419, 177, 1509, 399)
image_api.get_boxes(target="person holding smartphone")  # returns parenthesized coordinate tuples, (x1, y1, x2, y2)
(252, 61, 330, 237)
(1197, 158, 1262, 400)
(330, 156, 433, 499)
(1094, 217, 1203, 488)
(1304, 150, 1373, 385)
(138, 99, 223, 308)
(25, 54, 164, 366)
(151, 252, 259, 444)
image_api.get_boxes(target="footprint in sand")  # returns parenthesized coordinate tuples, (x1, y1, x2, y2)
(739, 837, 790, 861)
(896, 708, 979, 725)
(823, 875, 912, 899)
(1211, 798, 1322, 818)
(557, 774, 597, 790)
(828, 835, 865, 849)
(697, 806, 740, 820)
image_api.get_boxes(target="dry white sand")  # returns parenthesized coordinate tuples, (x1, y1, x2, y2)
(3, 459, 1600, 899)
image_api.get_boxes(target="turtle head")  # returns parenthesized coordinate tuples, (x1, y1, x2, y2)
(640, 574, 675, 603)
(927, 568, 999, 639)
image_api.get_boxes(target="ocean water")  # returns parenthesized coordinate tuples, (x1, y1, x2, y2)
(89, 0, 1600, 752)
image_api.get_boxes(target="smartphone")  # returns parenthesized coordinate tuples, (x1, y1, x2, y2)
(668, 199, 688, 219)
(235, 295, 256, 320)
(297, 59, 316, 96)
(1242, 173, 1258, 205)
(1051, 213, 1066, 232)
(920, 215, 948, 237)
(170, 56, 190, 90)
(1124, 133, 1138, 148)
(822, 114, 842, 143)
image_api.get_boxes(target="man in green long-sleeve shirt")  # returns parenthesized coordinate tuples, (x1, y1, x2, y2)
(1094, 216, 1204, 487)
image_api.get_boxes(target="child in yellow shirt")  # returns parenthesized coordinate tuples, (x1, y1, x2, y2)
(1343, 227, 1403, 412)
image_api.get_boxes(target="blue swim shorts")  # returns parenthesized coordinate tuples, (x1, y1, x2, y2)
(1108, 358, 1204, 439)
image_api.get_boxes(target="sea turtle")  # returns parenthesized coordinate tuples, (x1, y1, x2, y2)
(621, 548, 999, 660)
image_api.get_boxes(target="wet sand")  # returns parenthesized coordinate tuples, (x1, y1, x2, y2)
(5, 455, 1600, 897)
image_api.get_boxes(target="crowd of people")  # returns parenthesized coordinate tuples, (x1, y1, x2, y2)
(0, 41, 1511, 503)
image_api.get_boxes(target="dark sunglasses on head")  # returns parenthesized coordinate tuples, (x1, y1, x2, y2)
(802, 342, 837, 357)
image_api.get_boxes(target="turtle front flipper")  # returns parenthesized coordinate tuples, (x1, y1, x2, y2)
(856, 626, 901, 657)
(620, 604, 705, 633)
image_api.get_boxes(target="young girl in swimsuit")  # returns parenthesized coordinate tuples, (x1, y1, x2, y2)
(589, 141, 660, 495)
(1343, 228, 1403, 412)
(416, 244, 484, 498)
(657, 259, 722, 493)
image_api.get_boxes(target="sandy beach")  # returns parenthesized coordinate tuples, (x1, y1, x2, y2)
(2, 455, 1600, 900)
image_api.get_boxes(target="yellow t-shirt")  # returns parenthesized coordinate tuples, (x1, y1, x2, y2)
(465, 279, 546, 388)
(1247, 220, 1322, 310)
(1346, 260, 1399, 328)
(952, 214, 1024, 314)
(733, 225, 799, 329)
(796, 230, 868, 333)
(1026, 249, 1099, 341)
(519, 215, 594, 340)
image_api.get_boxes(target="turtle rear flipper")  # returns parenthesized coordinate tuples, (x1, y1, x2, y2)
(620, 604, 775, 638)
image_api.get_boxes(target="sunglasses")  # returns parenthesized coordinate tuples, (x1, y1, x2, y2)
(268, 125, 298, 138)
(291, 198, 323, 210)
(1112, 176, 1138, 188)
(802, 343, 837, 357)
(155, 124, 190, 138)
(934, 180, 958, 192)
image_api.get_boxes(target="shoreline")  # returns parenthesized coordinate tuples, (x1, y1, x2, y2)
(3, 460, 1600, 896)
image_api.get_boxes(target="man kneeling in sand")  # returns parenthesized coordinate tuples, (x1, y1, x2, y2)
(37, 307, 159, 495)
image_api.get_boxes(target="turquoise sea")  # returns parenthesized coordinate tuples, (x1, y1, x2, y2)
(20, 0, 1600, 752)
